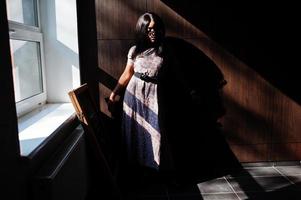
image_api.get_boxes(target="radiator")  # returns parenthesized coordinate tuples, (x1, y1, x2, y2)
(32, 126, 88, 200)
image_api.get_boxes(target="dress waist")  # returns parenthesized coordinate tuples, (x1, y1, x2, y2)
(134, 72, 158, 84)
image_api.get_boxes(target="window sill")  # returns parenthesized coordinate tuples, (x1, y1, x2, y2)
(18, 103, 76, 156)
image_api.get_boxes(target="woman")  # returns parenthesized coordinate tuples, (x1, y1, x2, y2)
(108, 12, 165, 172)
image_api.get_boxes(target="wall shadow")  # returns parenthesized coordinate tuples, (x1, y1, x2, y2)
(95, 36, 271, 200)
(157, 36, 268, 199)
(158, 36, 240, 183)
(160, 0, 301, 105)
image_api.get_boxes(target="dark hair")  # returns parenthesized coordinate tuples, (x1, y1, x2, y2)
(133, 12, 165, 57)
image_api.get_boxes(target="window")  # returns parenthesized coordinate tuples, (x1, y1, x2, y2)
(6, 0, 80, 156)
(6, 0, 38, 26)
(7, 0, 46, 117)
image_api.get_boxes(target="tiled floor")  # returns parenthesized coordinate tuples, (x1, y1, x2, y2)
(123, 164, 301, 200)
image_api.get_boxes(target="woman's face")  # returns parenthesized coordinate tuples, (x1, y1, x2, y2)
(147, 20, 156, 43)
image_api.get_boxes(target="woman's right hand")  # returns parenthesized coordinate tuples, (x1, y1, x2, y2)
(109, 91, 117, 101)
(106, 93, 120, 116)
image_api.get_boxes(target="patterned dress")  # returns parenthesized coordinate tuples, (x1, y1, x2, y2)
(122, 46, 163, 170)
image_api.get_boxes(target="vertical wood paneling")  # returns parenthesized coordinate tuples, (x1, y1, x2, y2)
(77, 0, 99, 106)
(95, 0, 301, 162)
(184, 36, 301, 162)
(97, 40, 134, 117)
(230, 144, 270, 162)
(96, 0, 146, 39)
(270, 96, 301, 143)
(147, 0, 203, 39)
(185, 38, 273, 146)
(98, 40, 133, 78)
(271, 143, 301, 161)
(95, 0, 146, 116)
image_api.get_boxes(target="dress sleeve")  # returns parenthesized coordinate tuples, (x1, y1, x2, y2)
(127, 46, 136, 65)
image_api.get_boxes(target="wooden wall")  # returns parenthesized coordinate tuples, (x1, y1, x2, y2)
(95, 0, 301, 162)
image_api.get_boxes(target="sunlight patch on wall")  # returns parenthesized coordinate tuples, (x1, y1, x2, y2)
(72, 65, 80, 88)
(55, 0, 78, 54)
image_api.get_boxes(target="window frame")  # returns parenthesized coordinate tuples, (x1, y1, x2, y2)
(7, 0, 47, 117)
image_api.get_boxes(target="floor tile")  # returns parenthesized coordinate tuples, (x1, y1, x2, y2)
(287, 175, 301, 182)
(201, 193, 239, 200)
(244, 167, 281, 177)
(237, 190, 301, 200)
(286, 175, 301, 190)
(120, 164, 301, 199)
(276, 166, 301, 176)
(228, 176, 292, 192)
(197, 178, 233, 194)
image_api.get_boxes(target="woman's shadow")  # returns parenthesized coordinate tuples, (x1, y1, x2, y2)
(158, 36, 242, 184)
(104, 37, 267, 199)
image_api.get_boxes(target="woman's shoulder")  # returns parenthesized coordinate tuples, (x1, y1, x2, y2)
(128, 45, 136, 58)
(128, 45, 137, 54)
(127, 45, 136, 59)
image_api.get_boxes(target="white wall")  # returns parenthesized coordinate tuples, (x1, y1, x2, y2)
(40, 0, 80, 103)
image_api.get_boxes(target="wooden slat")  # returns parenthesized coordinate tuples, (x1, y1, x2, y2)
(96, 0, 146, 39)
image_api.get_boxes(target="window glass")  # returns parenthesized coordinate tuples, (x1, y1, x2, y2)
(10, 39, 43, 102)
(6, 0, 38, 27)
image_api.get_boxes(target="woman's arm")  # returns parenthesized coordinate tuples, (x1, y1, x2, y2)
(109, 62, 134, 102)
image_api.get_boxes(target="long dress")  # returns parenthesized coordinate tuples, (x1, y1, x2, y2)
(122, 46, 163, 170)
